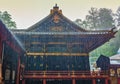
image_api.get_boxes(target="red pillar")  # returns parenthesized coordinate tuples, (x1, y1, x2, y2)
(118, 78, 120, 84)
(0, 64, 2, 84)
(92, 79, 96, 84)
(0, 40, 3, 83)
(105, 78, 108, 84)
(16, 56, 20, 84)
(0, 39, 3, 59)
(72, 79, 76, 84)
(43, 79, 46, 84)
(22, 79, 25, 84)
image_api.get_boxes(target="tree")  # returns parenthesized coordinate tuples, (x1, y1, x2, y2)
(74, 19, 89, 29)
(98, 8, 114, 29)
(86, 7, 99, 29)
(74, 7, 99, 30)
(0, 11, 16, 29)
(74, 19, 82, 27)
(85, 7, 114, 30)
(116, 6, 120, 28)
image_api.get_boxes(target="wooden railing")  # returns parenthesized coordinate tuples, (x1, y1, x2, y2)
(23, 71, 109, 79)
(25, 71, 90, 76)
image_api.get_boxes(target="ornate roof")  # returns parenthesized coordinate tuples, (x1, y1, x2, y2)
(0, 20, 25, 52)
(11, 5, 117, 52)
(27, 4, 86, 32)
(11, 4, 117, 35)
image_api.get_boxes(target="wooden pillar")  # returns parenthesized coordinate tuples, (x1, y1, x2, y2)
(43, 79, 46, 84)
(10, 64, 13, 83)
(22, 79, 25, 84)
(118, 78, 120, 84)
(16, 56, 20, 84)
(72, 79, 76, 84)
(0, 63, 2, 83)
(92, 79, 96, 84)
(0, 40, 3, 83)
(105, 78, 108, 84)
(0, 39, 3, 58)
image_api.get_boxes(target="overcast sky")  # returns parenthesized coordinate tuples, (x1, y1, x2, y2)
(0, 0, 120, 29)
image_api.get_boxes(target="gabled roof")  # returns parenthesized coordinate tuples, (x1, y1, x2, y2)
(27, 4, 86, 32)
(11, 4, 117, 36)
(110, 54, 120, 60)
(0, 20, 25, 53)
(110, 54, 120, 64)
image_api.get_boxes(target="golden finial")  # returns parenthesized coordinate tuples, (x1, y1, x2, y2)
(50, 4, 62, 14)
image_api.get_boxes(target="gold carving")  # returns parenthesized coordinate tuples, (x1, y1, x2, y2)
(53, 15, 60, 23)
(48, 42, 66, 44)
(117, 68, 120, 77)
(51, 26, 63, 32)
(110, 68, 115, 76)
(27, 52, 88, 56)
(40, 64, 43, 67)
(32, 42, 41, 44)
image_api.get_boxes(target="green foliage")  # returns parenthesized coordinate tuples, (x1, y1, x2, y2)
(0, 11, 16, 29)
(98, 8, 114, 29)
(116, 6, 120, 27)
(86, 7, 99, 29)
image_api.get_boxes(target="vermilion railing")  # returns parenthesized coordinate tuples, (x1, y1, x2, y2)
(24, 71, 109, 77)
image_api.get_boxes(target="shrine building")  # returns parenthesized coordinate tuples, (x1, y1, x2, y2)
(0, 5, 118, 84)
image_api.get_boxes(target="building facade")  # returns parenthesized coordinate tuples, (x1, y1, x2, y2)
(1, 5, 117, 84)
